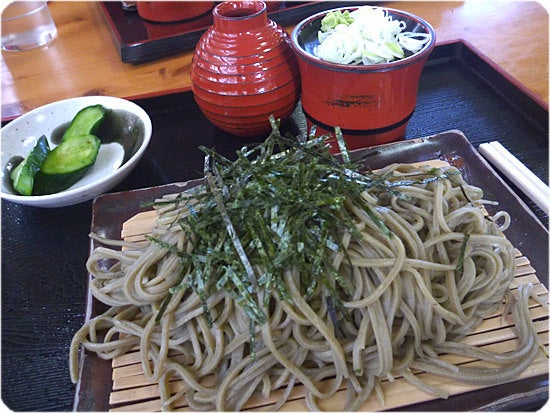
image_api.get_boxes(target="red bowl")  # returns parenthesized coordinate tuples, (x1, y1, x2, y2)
(290, 6, 435, 152)
(137, 1, 214, 22)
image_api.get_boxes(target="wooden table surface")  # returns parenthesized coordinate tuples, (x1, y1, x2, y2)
(1, 1, 548, 121)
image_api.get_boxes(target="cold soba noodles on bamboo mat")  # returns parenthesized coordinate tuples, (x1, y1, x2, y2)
(70, 122, 547, 411)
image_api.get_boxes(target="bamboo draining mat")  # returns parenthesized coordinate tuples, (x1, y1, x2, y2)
(108, 205, 549, 412)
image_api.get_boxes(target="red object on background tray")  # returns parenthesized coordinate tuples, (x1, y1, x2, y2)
(137, 1, 214, 22)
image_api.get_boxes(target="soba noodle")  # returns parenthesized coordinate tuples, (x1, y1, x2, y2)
(70, 153, 543, 411)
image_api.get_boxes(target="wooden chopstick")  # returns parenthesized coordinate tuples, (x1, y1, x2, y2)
(479, 141, 549, 214)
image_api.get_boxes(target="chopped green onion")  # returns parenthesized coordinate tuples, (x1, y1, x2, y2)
(315, 6, 431, 65)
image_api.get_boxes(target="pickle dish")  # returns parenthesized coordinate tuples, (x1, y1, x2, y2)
(1, 96, 152, 207)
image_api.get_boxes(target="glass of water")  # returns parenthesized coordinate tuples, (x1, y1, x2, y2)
(1, 1, 58, 51)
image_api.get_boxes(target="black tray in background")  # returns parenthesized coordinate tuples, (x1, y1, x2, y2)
(99, 1, 358, 64)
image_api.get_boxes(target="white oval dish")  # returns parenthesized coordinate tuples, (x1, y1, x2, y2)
(1, 96, 152, 207)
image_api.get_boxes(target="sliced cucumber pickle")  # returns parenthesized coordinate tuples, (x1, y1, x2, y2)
(62, 104, 105, 142)
(10, 135, 50, 196)
(33, 134, 101, 195)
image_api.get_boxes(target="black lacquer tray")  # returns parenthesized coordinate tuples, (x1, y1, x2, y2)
(99, 1, 361, 64)
(1, 40, 548, 412)
(74, 40, 549, 411)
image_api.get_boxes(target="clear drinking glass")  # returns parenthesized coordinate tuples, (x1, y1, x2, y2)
(1, 1, 57, 51)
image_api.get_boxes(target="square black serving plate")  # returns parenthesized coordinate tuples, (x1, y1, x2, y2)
(75, 129, 547, 411)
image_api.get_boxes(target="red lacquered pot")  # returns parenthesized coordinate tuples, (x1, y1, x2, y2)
(137, 1, 214, 22)
(291, 7, 435, 152)
(191, 0, 300, 137)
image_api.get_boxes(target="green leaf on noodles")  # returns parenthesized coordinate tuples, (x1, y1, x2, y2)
(147, 116, 463, 341)
(455, 233, 471, 277)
